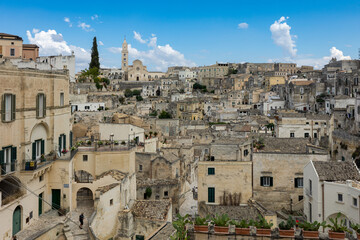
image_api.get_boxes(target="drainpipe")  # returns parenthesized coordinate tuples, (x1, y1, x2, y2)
(322, 183, 325, 232)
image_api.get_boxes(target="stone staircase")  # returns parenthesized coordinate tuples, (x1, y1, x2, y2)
(64, 207, 93, 240)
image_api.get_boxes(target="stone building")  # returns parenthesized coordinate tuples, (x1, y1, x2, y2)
(0, 60, 72, 238)
(252, 138, 328, 211)
(303, 161, 360, 226)
(197, 63, 229, 81)
(0, 33, 38, 60)
(287, 79, 316, 112)
(121, 38, 165, 81)
(274, 63, 297, 75)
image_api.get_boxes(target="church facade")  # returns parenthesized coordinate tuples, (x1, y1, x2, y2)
(121, 38, 165, 81)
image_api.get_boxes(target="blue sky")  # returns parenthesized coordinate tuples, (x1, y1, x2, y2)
(1, 0, 359, 71)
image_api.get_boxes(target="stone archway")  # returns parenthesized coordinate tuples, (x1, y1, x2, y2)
(76, 187, 94, 208)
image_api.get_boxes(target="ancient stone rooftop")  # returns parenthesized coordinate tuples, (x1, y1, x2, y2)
(255, 138, 312, 153)
(147, 222, 175, 240)
(211, 138, 251, 145)
(280, 112, 330, 120)
(96, 169, 127, 181)
(132, 200, 171, 221)
(313, 161, 360, 181)
(137, 178, 179, 188)
(96, 183, 120, 194)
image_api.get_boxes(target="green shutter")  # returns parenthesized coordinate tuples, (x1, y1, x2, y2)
(70, 131, 73, 147)
(0, 150, 4, 175)
(32, 142, 36, 160)
(260, 177, 264, 186)
(63, 134, 66, 150)
(294, 178, 298, 188)
(11, 94, 16, 121)
(270, 177, 273, 187)
(0, 150, 4, 164)
(11, 147, 16, 171)
(58, 136, 61, 153)
(43, 94, 46, 117)
(208, 168, 215, 175)
(208, 187, 215, 203)
(41, 140, 45, 155)
(1, 94, 5, 122)
(36, 94, 39, 117)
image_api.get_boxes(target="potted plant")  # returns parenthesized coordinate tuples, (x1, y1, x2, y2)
(154, 132, 158, 137)
(121, 141, 126, 145)
(97, 141, 103, 146)
(351, 223, 360, 240)
(61, 149, 68, 155)
(278, 216, 296, 237)
(194, 216, 208, 233)
(254, 215, 273, 237)
(145, 134, 149, 139)
(212, 214, 230, 234)
(87, 140, 91, 145)
(70, 146, 77, 152)
(299, 220, 326, 239)
(114, 140, 119, 145)
(40, 154, 46, 162)
(327, 213, 349, 239)
(230, 219, 252, 235)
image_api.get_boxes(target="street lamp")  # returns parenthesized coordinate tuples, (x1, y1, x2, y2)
(110, 133, 114, 150)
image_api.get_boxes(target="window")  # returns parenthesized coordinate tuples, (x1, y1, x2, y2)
(110, 199, 113, 206)
(309, 202, 312, 222)
(39, 175, 43, 182)
(338, 193, 343, 202)
(315, 122, 319, 125)
(135, 235, 144, 240)
(164, 191, 168, 197)
(36, 93, 46, 118)
(210, 156, 215, 161)
(298, 195, 304, 201)
(306, 122, 309, 125)
(208, 167, 215, 175)
(60, 93, 64, 106)
(244, 149, 249, 156)
(139, 164, 143, 172)
(304, 133, 309, 138)
(83, 155, 88, 162)
(260, 176, 273, 187)
(1, 94, 15, 122)
(294, 178, 303, 188)
(58, 134, 66, 153)
(290, 133, 295, 138)
(32, 139, 44, 160)
(309, 179, 312, 196)
(29, 211, 33, 219)
(208, 187, 215, 203)
(314, 133, 318, 139)
(353, 197, 358, 207)
(10, 48, 15, 56)
(85, 106, 90, 110)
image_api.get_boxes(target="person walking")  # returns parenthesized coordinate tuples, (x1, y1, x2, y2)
(79, 213, 84, 229)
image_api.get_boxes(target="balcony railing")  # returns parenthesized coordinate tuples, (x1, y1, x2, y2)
(0, 162, 16, 176)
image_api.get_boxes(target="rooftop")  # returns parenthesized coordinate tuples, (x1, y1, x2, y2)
(96, 169, 127, 181)
(256, 138, 314, 154)
(137, 179, 179, 188)
(96, 183, 120, 194)
(132, 200, 171, 221)
(313, 161, 360, 182)
(0, 33, 22, 40)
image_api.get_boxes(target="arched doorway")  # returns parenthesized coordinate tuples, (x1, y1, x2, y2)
(77, 188, 94, 208)
(13, 205, 21, 236)
(75, 170, 94, 183)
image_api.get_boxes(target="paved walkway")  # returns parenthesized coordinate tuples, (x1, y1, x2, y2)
(64, 207, 93, 240)
(15, 210, 66, 240)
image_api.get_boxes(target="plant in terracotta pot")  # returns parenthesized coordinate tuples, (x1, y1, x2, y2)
(327, 213, 349, 240)
(299, 220, 326, 239)
(254, 215, 273, 237)
(278, 216, 296, 237)
(194, 216, 208, 233)
(351, 223, 360, 240)
(212, 214, 230, 234)
(230, 219, 252, 236)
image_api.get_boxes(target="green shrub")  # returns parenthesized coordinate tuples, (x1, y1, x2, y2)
(278, 216, 295, 230)
(254, 215, 273, 229)
(299, 221, 326, 231)
(194, 216, 208, 226)
(327, 213, 349, 233)
(212, 214, 230, 227)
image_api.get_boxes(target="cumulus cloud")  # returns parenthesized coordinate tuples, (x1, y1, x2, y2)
(270, 16, 297, 57)
(133, 31, 147, 44)
(78, 22, 93, 32)
(108, 32, 195, 71)
(26, 29, 90, 71)
(98, 40, 104, 46)
(238, 23, 249, 29)
(91, 14, 98, 21)
(64, 17, 72, 27)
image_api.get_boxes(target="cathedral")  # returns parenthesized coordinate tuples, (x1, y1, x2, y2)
(121, 38, 165, 81)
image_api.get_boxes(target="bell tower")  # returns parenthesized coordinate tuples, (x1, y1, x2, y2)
(122, 37, 128, 71)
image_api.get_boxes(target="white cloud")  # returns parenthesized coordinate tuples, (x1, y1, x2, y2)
(133, 31, 147, 44)
(91, 14, 98, 21)
(108, 32, 195, 71)
(98, 41, 104, 46)
(238, 23, 249, 29)
(26, 29, 90, 71)
(64, 17, 72, 27)
(270, 16, 297, 57)
(78, 22, 93, 32)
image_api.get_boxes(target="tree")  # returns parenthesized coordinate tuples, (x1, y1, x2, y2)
(136, 95, 143, 101)
(159, 110, 172, 119)
(119, 96, 125, 104)
(145, 187, 152, 199)
(89, 37, 100, 70)
(124, 89, 133, 98)
(132, 89, 141, 96)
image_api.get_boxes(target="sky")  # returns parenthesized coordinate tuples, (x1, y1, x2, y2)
(0, 0, 359, 72)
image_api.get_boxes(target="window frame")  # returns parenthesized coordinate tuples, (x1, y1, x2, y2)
(1, 93, 16, 122)
(208, 167, 215, 175)
(208, 187, 215, 203)
(338, 193, 343, 202)
(36, 93, 46, 118)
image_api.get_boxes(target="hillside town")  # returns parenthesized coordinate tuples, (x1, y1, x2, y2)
(1, 32, 360, 240)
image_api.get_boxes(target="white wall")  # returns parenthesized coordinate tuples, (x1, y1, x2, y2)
(98, 123, 145, 143)
(71, 102, 105, 112)
(303, 161, 322, 223)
